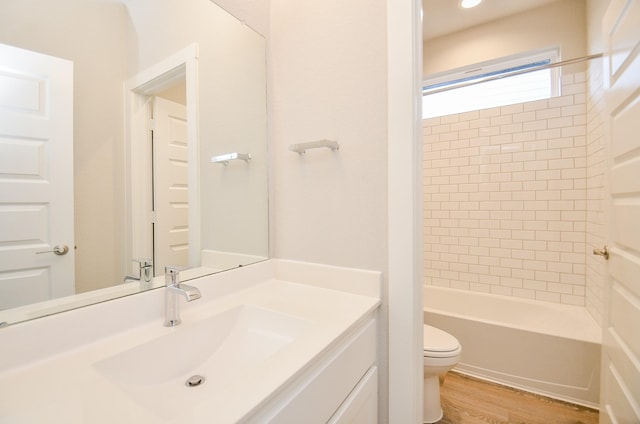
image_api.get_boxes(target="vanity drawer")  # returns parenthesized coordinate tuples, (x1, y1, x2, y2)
(246, 316, 377, 423)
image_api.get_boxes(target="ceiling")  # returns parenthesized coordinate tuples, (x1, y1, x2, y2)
(422, 0, 561, 40)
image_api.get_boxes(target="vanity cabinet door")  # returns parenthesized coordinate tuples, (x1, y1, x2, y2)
(246, 317, 377, 423)
(327, 366, 378, 424)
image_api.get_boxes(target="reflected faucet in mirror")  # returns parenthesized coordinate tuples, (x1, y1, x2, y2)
(123, 259, 153, 284)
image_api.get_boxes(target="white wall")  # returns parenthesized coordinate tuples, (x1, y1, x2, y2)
(586, 0, 609, 55)
(423, 0, 587, 76)
(213, 0, 269, 37)
(268, 0, 388, 271)
(0, 0, 129, 292)
(268, 0, 391, 419)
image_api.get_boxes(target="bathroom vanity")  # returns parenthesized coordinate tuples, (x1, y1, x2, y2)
(0, 260, 380, 423)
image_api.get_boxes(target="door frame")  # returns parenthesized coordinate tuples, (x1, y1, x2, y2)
(124, 44, 200, 277)
(387, 0, 424, 422)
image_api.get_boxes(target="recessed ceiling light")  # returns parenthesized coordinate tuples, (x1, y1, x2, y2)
(460, 0, 482, 9)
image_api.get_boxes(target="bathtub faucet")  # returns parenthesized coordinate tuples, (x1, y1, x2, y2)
(164, 266, 201, 327)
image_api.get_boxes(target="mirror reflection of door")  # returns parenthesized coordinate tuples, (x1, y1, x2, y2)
(151, 93, 189, 276)
(0, 44, 75, 309)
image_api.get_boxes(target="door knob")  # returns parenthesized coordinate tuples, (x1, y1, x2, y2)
(36, 244, 70, 256)
(593, 245, 609, 260)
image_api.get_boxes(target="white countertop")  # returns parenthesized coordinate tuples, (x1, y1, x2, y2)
(0, 260, 380, 423)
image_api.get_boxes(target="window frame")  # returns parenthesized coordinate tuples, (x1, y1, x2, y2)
(422, 46, 561, 118)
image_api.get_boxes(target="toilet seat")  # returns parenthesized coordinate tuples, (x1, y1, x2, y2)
(423, 324, 461, 358)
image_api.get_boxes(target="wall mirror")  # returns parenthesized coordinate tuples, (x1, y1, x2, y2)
(0, 0, 269, 325)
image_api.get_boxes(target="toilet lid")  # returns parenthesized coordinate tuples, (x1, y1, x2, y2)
(423, 324, 460, 354)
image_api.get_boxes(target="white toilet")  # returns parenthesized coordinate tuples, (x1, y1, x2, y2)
(423, 324, 462, 423)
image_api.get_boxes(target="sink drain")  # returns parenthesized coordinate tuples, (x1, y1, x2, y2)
(185, 375, 205, 387)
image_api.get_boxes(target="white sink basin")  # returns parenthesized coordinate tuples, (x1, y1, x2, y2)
(95, 305, 308, 387)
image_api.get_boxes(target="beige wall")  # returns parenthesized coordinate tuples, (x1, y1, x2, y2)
(423, 0, 587, 76)
(0, 0, 129, 292)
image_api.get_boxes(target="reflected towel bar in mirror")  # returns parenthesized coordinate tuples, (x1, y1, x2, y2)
(288, 139, 339, 155)
(211, 152, 252, 165)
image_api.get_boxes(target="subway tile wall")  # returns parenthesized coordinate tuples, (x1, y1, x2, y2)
(423, 72, 594, 306)
(585, 61, 606, 325)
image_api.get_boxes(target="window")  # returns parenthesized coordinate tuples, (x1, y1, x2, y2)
(422, 47, 560, 119)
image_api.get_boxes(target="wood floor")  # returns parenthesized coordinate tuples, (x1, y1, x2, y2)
(438, 372, 599, 424)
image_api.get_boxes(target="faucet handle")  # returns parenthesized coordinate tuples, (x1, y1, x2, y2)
(132, 258, 153, 282)
(134, 258, 153, 268)
(164, 265, 185, 273)
(165, 266, 185, 286)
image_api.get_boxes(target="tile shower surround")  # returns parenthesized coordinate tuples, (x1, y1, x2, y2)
(585, 61, 606, 325)
(423, 71, 604, 311)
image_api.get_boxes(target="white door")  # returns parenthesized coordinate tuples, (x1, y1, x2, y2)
(152, 97, 189, 274)
(600, 1, 640, 422)
(0, 44, 74, 310)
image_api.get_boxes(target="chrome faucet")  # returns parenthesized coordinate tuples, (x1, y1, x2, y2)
(123, 258, 153, 284)
(164, 266, 201, 327)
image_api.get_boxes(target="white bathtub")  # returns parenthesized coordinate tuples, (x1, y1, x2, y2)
(423, 285, 602, 408)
